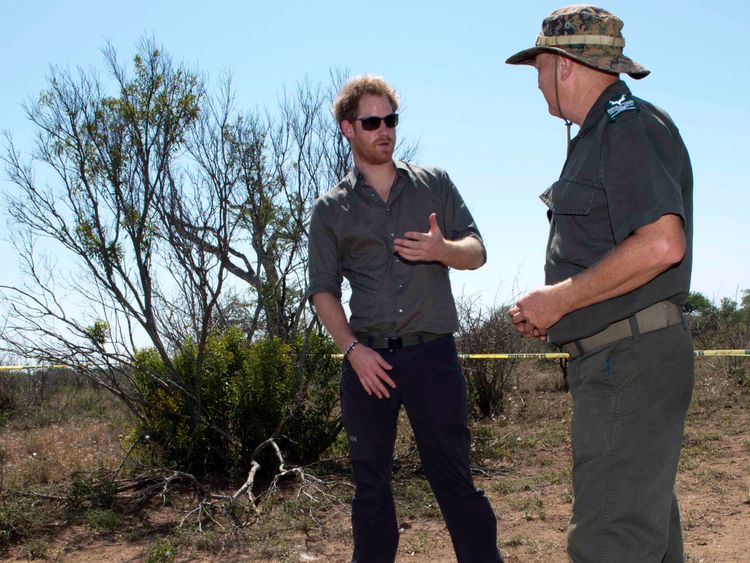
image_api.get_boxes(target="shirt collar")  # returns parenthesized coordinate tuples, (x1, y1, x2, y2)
(579, 80, 631, 135)
(347, 160, 409, 191)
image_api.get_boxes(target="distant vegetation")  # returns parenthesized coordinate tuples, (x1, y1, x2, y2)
(0, 288, 747, 559)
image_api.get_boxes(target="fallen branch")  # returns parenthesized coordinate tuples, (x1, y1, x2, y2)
(233, 437, 304, 511)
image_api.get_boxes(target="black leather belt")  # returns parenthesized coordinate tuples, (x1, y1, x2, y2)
(355, 332, 446, 351)
(561, 300, 684, 359)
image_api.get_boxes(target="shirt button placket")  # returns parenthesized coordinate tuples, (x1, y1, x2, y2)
(388, 209, 402, 319)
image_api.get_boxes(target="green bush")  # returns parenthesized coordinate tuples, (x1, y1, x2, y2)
(686, 290, 750, 386)
(25, 538, 49, 559)
(66, 470, 117, 514)
(131, 329, 341, 476)
(85, 508, 120, 532)
(278, 333, 343, 465)
(146, 537, 177, 563)
(0, 497, 38, 549)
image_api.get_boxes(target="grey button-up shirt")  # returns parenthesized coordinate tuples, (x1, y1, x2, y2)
(307, 161, 485, 336)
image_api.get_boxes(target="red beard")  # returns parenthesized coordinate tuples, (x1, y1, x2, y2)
(354, 135, 394, 166)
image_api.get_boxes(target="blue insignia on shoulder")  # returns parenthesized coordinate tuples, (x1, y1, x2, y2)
(606, 92, 639, 122)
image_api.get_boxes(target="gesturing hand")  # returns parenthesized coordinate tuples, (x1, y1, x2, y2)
(347, 344, 396, 399)
(393, 213, 447, 263)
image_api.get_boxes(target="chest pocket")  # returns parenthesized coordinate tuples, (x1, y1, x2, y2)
(540, 178, 599, 215)
(540, 178, 613, 269)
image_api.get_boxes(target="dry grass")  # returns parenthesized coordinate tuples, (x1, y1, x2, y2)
(0, 419, 125, 489)
(0, 358, 748, 562)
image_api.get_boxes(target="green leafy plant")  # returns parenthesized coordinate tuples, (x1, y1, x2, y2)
(146, 537, 178, 563)
(85, 508, 120, 532)
(66, 470, 117, 514)
(0, 497, 39, 549)
(131, 329, 342, 476)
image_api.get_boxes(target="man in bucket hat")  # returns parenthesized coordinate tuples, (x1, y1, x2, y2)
(506, 5, 694, 562)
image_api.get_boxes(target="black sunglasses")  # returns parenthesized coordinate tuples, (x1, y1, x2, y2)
(355, 113, 399, 131)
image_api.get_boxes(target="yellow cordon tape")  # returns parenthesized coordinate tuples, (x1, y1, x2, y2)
(328, 350, 748, 361)
(459, 350, 750, 359)
(693, 349, 750, 358)
(459, 353, 570, 359)
(2, 350, 749, 371)
(461, 350, 750, 359)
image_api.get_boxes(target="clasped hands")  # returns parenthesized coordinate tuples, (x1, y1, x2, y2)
(508, 285, 566, 341)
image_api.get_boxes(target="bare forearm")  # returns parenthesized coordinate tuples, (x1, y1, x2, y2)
(556, 214, 685, 314)
(441, 235, 486, 270)
(311, 291, 397, 398)
(510, 214, 685, 335)
(393, 214, 485, 270)
(310, 292, 356, 352)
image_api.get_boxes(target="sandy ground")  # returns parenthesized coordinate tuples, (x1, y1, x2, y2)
(3, 376, 749, 562)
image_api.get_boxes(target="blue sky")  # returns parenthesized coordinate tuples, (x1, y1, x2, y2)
(1, 0, 748, 310)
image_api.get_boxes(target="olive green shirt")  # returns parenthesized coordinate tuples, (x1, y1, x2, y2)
(542, 81, 693, 344)
(307, 161, 485, 336)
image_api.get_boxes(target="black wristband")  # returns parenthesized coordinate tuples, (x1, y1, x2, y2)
(343, 339, 359, 359)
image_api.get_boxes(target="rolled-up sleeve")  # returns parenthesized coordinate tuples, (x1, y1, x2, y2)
(307, 198, 343, 300)
(441, 171, 487, 265)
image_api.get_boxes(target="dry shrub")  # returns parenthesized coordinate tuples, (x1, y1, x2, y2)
(456, 295, 552, 418)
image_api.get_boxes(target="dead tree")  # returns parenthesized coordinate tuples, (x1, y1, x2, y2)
(1, 41, 417, 481)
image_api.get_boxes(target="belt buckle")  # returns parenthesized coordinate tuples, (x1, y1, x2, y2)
(386, 337, 402, 351)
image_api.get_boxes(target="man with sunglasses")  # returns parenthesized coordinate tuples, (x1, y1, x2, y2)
(506, 5, 693, 562)
(308, 75, 503, 563)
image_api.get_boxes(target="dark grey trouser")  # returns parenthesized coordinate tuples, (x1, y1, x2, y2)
(566, 321, 694, 562)
(340, 334, 503, 563)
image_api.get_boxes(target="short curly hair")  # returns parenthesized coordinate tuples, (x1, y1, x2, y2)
(332, 75, 400, 125)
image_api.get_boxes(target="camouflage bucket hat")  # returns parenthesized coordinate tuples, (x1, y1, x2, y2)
(506, 4, 650, 79)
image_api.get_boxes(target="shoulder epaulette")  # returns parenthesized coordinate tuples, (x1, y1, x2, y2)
(606, 92, 639, 122)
